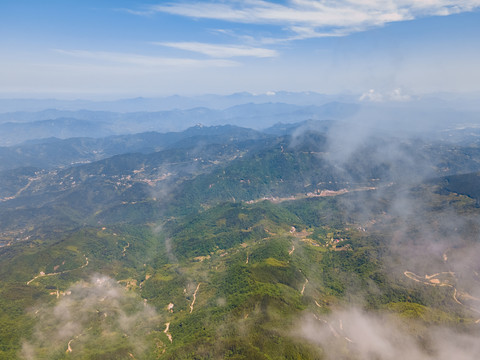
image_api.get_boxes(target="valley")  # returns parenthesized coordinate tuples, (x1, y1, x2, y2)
(0, 118, 480, 359)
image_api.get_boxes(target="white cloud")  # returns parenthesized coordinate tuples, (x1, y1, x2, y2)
(54, 49, 239, 68)
(359, 89, 384, 102)
(147, 0, 480, 40)
(359, 88, 412, 102)
(389, 88, 412, 101)
(118, 8, 154, 16)
(155, 42, 278, 58)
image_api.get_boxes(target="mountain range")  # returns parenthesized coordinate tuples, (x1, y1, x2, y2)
(0, 98, 480, 359)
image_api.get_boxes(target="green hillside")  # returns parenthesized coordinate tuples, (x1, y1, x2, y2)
(1, 187, 479, 358)
(1, 127, 480, 359)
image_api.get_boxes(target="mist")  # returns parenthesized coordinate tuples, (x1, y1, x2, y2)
(299, 307, 480, 360)
(21, 275, 162, 359)
(283, 89, 480, 359)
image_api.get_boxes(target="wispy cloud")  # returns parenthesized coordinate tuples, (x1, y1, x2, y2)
(144, 0, 480, 40)
(118, 8, 153, 16)
(155, 42, 278, 58)
(55, 49, 239, 68)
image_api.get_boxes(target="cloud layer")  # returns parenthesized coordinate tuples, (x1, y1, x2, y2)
(149, 0, 480, 40)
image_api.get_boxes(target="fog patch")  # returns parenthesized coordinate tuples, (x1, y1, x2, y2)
(299, 308, 480, 360)
(21, 275, 161, 359)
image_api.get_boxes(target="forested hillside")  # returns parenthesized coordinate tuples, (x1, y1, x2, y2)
(1, 122, 480, 359)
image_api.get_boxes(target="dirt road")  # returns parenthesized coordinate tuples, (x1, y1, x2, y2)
(27, 255, 89, 285)
(190, 283, 201, 313)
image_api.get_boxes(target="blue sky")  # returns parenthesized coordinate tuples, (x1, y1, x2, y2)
(1, 0, 480, 98)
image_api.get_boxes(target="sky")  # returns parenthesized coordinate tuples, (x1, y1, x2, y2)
(1, 0, 480, 99)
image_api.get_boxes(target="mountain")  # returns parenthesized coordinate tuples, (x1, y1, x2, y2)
(0, 102, 361, 145)
(3, 99, 480, 147)
(1, 121, 480, 359)
(2, 123, 480, 232)
(0, 92, 352, 113)
(0, 125, 264, 171)
(0, 118, 114, 146)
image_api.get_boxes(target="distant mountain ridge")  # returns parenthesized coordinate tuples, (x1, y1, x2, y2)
(0, 91, 350, 112)
(0, 102, 359, 146)
(0, 125, 265, 171)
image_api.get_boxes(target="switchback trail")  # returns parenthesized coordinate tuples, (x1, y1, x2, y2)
(404, 270, 480, 316)
(122, 242, 130, 256)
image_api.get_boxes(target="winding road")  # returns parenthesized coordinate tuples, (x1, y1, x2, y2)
(190, 283, 201, 313)
(27, 255, 89, 285)
(301, 278, 309, 295)
(404, 269, 480, 316)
